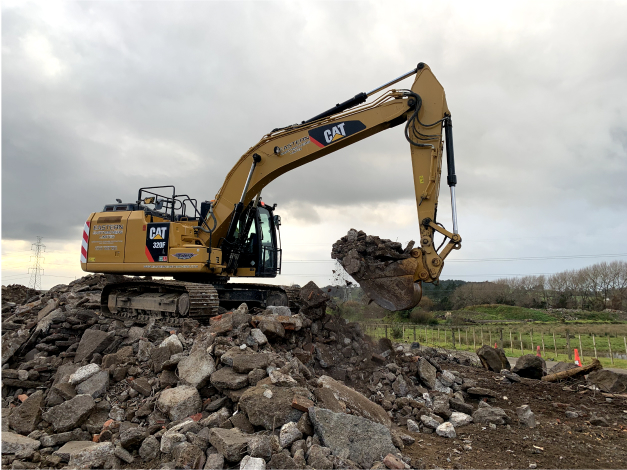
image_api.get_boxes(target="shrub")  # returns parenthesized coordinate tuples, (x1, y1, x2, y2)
(391, 324, 404, 339)
(418, 296, 435, 311)
(409, 309, 435, 324)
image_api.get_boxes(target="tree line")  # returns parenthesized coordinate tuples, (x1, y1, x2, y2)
(448, 260, 627, 311)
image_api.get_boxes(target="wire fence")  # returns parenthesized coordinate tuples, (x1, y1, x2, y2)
(358, 323, 627, 369)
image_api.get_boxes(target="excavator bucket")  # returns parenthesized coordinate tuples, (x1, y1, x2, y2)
(332, 230, 423, 312)
(358, 258, 423, 311)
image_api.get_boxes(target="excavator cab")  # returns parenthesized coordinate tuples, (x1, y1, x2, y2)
(235, 203, 282, 277)
(221, 200, 282, 277)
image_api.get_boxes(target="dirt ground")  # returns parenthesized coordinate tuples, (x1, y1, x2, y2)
(400, 362, 627, 469)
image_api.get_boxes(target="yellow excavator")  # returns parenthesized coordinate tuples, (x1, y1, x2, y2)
(80, 63, 461, 324)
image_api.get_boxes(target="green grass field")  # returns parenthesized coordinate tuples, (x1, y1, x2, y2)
(440, 304, 623, 323)
(359, 322, 627, 369)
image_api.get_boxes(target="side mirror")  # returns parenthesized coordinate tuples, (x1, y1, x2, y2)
(273, 215, 281, 227)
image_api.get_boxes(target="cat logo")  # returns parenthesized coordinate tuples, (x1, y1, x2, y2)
(324, 123, 347, 143)
(145, 223, 170, 262)
(308, 120, 366, 148)
(149, 227, 167, 240)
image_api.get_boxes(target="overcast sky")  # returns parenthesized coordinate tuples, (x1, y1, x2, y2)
(2, 1, 627, 290)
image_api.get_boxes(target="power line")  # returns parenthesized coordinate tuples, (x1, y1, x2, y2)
(28, 237, 45, 290)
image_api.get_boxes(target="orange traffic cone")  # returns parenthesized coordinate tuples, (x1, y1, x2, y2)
(574, 348, 581, 366)
(536, 345, 541, 357)
(494, 342, 498, 349)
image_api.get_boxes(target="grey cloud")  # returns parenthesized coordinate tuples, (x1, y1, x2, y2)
(2, 1, 627, 249)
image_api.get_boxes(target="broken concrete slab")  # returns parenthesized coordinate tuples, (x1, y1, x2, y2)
(239, 385, 311, 430)
(74, 329, 115, 363)
(317, 375, 391, 427)
(208, 427, 252, 462)
(157, 385, 201, 422)
(41, 394, 96, 432)
(308, 406, 397, 468)
(8, 390, 44, 435)
(1, 432, 41, 458)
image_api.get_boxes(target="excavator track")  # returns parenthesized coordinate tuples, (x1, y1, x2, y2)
(101, 279, 219, 326)
(100, 279, 301, 327)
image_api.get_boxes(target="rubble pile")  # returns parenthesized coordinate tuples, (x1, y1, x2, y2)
(2, 284, 41, 306)
(1, 276, 408, 469)
(3, 275, 627, 469)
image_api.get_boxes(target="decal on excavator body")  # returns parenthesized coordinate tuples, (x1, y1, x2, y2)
(308, 120, 366, 147)
(146, 223, 169, 262)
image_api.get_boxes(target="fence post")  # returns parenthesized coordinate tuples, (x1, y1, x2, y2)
(566, 330, 571, 360)
(481, 328, 484, 345)
(458, 328, 461, 348)
(520, 332, 523, 355)
(425, 327, 427, 344)
(451, 328, 455, 349)
(402, 325, 405, 342)
(624, 336, 627, 358)
(499, 329, 503, 349)
(608, 337, 614, 365)
(465, 328, 468, 348)
(530, 331, 534, 352)
(578, 334, 584, 365)
(385, 325, 388, 339)
(414, 326, 416, 342)
(510, 330, 513, 354)
(541, 332, 545, 357)
(438, 328, 440, 344)
(592, 334, 597, 359)
(473, 328, 476, 350)
(553, 331, 557, 359)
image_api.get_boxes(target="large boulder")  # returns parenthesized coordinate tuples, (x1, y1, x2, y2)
(74, 329, 115, 363)
(239, 385, 312, 430)
(512, 354, 545, 380)
(317, 375, 391, 427)
(9, 390, 44, 434)
(157, 385, 201, 421)
(587, 369, 627, 393)
(476, 345, 510, 372)
(417, 358, 437, 389)
(308, 407, 397, 468)
(42, 394, 96, 432)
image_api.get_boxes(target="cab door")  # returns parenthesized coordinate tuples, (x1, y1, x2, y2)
(256, 207, 280, 276)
